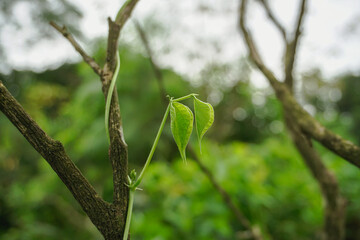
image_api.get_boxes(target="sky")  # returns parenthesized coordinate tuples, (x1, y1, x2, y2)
(3, 0, 360, 88)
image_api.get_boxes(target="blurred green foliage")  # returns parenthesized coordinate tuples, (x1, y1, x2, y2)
(1, 44, 360, 240)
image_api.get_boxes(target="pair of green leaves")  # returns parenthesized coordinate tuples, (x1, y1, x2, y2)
(170, 96, 214, 162)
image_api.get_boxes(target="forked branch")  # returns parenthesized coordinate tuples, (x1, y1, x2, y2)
(49, 0, 141, 238)
(0, 81, 120, 238)
(50, 21, 102, 76)
(284, 0, 307, 90)
(257, 0, 287, 41)
(239, 0, 351, 238)
(238, 0, 360, 168)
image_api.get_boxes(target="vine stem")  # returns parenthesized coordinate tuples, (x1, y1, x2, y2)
(123, 188, 135, 240)
(122, 94, 196, 240)
(133, 103, 171, 187)
(122, 104, 170, 240)
(105, 51, 120, 143)
(172, 93, 198, 102)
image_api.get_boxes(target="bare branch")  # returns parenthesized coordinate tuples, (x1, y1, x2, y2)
(275, 84, 360, 168)
(91, 0, 140, 210)
(285, 114, 346, 240)
(238, 0, 360, 168)
(284, 0, 307, 90)
(50, 0, 140, 229)
(238, 0, 282, 90)
(50, 21, 102, 76)
(239, 1, 350, 237)
(105, 0, 140, 71)
(257, 0, 287, 41)
(133, 20, 168, 104)
(293, 0, 307, 50)
(0, 81, 123, 239)
(115, 0, 140, 27)
(189, 148, 263, 240)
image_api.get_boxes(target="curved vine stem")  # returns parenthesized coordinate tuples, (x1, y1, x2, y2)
(122, 103, 170, 240)
(123, 188, 135, 240)
(133, 103, 171, 187)
(105, 51, 121, 143)
(122, 94, 201, 240)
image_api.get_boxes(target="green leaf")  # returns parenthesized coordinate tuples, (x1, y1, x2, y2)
(194, 97, 214, 150)
(170, 102, 194, 162)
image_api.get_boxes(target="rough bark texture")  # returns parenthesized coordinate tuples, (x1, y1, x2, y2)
(0, 81, 123, 239)
(0, 0, 141, 239)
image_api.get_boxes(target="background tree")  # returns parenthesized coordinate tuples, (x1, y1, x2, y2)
(239, 0, 359, 239)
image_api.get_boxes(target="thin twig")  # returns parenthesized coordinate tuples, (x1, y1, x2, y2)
(257, 0, 287, 41)
(49, 21, 102, 76)
(293, 0, 307, 51)
(133, 20, 168, 104)
(115, 0, 140, 27)
(105, 0, 140, 71)
(189, 148, 263, 240)
(238, 0, 281, 89)
(284, 0, 307, 90)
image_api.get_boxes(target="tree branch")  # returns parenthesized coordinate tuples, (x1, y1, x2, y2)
(100, 2, 140, 236)
(49, 21, 102, 76)
(275, 84, 360, 167)
(115, 0, 140, 27)
(189, 148, 263, 240)
(239, 0, 353, 238)
(238, 0, 360, 168)
(284, 0, 307, 90)
(285, 114, 346, 240)
(0, 80, 122, 239)
(50, 1, 141, 237)
(293, 0, 307, 52)
(106, 0, 140, 72)
(133, 20, 168, 104)
(257, 0, 287, 41)
(101, 1, 140, 212)
(238, 0, 282, 90)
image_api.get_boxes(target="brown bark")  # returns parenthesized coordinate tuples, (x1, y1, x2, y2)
(238, 0, 349, 239)
(52, 1, 140, 238)
(0, 81, 123, 239)
(285, 114, 346, 240)
(284, 0, 306, 90)
(1, 0, 141, 239)
(49, 21, 102, 76)
(239, 0, 360, 169)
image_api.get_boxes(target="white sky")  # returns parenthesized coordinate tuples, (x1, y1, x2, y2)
(3, 0, 360, 87)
